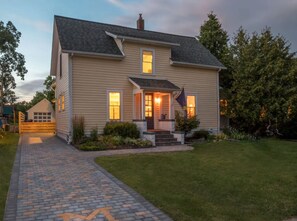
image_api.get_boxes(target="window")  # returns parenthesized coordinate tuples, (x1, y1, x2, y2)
(61, 95, 65, 111)
(220, 99, 228, 115)
(187, 95, 196, 117)
(145, 95, 153, 117)
(59, 53, 62, 79)
(142, 50, 153, 74)
(33, 112, 51, 122)
(109, 92, 121, 120)
(57, 97, 61, 111)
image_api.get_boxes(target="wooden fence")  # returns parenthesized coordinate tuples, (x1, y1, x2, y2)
(18, 112, 56, 134)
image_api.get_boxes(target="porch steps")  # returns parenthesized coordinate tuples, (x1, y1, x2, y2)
(154, 130, 181, 146)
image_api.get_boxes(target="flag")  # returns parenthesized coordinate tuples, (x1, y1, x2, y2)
(175, 87, 186, 108)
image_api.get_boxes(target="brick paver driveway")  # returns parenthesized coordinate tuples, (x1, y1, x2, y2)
(4, 133, 172, 221)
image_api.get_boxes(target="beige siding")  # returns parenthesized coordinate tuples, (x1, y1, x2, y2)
(72, 42, 219, 133)
(55, 45, 70, 139)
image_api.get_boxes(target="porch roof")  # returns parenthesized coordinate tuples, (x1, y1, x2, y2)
(129, 77, 180, 91)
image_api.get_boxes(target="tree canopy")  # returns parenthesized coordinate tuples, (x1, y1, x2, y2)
(0, 21, 27, 115)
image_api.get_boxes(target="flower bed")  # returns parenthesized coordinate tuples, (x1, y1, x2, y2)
(77, 135, 153, 151)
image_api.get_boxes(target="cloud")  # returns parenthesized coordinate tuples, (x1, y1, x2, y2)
(15, 79, 45, 102)
(10, 14, 52, 33)
(107, 0, 297, 51)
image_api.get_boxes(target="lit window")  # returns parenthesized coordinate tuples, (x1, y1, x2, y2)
(220, 99, 228, 115)
(57, 97, 61, 111)
(61, 95, 65, 111)
(187, 96, 196, 117)
(142, 50, 153, 74)
(109, 92, 121, 120)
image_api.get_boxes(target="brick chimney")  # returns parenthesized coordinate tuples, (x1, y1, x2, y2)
(137, 13, 144, 30)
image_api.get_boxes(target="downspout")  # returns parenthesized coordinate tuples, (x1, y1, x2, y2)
(217, 69, 221, 134)
(67, 53, 73, 144)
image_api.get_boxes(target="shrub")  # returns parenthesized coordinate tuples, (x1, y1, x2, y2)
(72, 115, 85, 144)
(79, 141, 107, 151)
(279, 117, 297, 139)
(90, 127, 98, 141)
(0, 128, 6, 139)
(175, 110, 200, 135)
(192, 130, 209, 140)
(104, 122, 140, 138)
(223, 127, 256, 141)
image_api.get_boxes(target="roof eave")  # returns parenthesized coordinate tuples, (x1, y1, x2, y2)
(170, 60, 226, 70)
(62, 50, 125, 60)
(105, 31, 180, 47)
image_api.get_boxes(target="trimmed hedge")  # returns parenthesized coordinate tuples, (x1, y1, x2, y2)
(103, 122, 140, 139)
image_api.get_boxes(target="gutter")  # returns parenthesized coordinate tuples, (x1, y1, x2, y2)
(105, 31, 180, 47)
(170, 60, 226, 70)
(62, 50, 124, 60)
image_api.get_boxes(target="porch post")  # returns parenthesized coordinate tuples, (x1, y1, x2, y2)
(141, 91, 145, 120)
(170, 93, 174, 119)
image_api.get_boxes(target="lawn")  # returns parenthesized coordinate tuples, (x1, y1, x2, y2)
(0, 133, 19, 220)
(96, 139, 297, 221)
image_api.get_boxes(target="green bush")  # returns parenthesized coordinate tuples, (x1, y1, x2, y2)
(79, 141, 107, 151)
(104, 122, 140, 138)
(72, 115, 85, 144)
(175, 110, 200, 135)
(192, 130, 209, 140)
(223, 127, 256, 141)
(90, 127, 98, 141)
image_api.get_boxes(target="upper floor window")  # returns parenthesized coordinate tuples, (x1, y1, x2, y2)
(59, 53, 62, 79)
(142, 49, 154, 74)
(108, 91, 121, 120)
(187, 95, 196, 117)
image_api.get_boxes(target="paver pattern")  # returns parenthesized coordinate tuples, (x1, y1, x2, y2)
(4, 133, 192, 221)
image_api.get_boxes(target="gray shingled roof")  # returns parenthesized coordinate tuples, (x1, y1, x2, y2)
(55, 15, 225, 68)
(129, 77, 180, 91)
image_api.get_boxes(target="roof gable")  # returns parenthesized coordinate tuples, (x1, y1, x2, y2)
(54, 15, 225, 69)
(27, 99, 54, 113)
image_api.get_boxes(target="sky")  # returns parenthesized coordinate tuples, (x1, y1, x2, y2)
(0, 0, 296, 102)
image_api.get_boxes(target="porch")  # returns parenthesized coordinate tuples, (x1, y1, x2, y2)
(129, 77, 185, 146)
(130, 77, 179, 133)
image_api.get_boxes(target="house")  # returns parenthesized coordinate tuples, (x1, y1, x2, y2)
(50, 14, 225, 143)
(26, 98, 55, 122)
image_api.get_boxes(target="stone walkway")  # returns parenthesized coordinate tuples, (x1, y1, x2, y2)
(4, 133, 193, 221)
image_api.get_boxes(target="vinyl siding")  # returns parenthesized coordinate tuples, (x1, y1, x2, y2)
(72, 42, 219, 133)
(55, 45, 70, 139)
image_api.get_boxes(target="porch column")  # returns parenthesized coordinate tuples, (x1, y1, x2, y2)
(170, 92, 174, 119)
(141, 91, 145, 120)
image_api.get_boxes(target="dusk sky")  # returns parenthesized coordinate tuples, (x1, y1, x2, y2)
(1, 0, 296, 102)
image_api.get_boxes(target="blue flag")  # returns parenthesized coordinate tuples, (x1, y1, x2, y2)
(175, 87, 186, 108)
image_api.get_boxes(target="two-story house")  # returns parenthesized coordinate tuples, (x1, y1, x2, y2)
(50, 14, 225, 143)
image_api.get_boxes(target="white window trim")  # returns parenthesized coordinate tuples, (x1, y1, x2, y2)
(106, 89, 124, 121)
(140, 48, 155, 75)
(186, 93, 198, 117)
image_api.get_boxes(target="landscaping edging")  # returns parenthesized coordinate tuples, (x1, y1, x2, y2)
(3, 136, 22, 221)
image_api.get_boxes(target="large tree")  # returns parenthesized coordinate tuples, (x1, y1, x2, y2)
(229, 27, 297, 132)
(43, 75, 55, 102)
(0, 21, 27, 115)
(198, 12, 233, 89)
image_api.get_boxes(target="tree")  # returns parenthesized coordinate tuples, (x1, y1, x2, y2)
(29, 91, 46, 108)
(0, 21, 27, 115)
(43, 75, 55, 102)
(229, 27, 297, 133)
(198, 12, 233, 89)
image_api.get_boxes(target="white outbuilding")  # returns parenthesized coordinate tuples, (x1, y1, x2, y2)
(26, 98, 55, 122)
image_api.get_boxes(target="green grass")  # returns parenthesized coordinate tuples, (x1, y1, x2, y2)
(0, 133, 19, 220)
(96, 139, 297, 221)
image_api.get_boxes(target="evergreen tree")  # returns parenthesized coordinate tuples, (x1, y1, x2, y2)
(229, 27, 297, 132)
(198, 12, 232, 89)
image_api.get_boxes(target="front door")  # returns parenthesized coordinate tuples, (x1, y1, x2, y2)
(145, 93, 154, 129)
